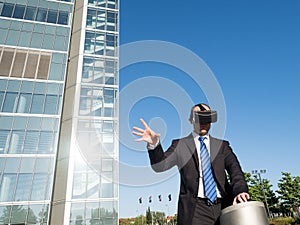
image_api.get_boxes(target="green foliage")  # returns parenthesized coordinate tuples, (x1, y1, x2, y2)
(277, 172, 300, 212)
(269, 217, 297, 225)
(245, 172, 278, 212)
(146, 207, 152, 225)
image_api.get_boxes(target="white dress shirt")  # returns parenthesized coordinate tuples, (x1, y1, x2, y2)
(192, 132, 221, 198)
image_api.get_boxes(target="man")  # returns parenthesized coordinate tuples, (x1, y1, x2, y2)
(132, 103, 250, 225)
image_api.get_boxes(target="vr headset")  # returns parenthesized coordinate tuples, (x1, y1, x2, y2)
(193, 110, 217, 124)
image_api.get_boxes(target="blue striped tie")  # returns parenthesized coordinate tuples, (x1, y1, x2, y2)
(199, 136, 217, 204)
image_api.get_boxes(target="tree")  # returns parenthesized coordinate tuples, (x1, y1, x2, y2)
(276, 172, 300, 213)
(245, 172, 278, 213)
(146, 207, 152, 225)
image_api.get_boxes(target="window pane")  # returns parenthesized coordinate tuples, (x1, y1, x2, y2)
(4, 157, 20, 173)
(23, 131, 39, 153)
(38, 131, 53, 153)
(58, 11, 68, 25)
(13, 5, 25, 19)
(36, 8, 47, 22)
(14, 173, 32, 201)
(8, 131, 25, 153)
(2, 92, 18, 113)
(10, 205, 27, 224)
(24, 6, 37, 20)
(1, 3, 14, 17)
(44, 95, 58, 114)
(0, 130, 10, 154)
(19, 157, 35, 173)
(6, 30, 20, 46)
(30, 174, 48, 201)
(30, 32, 43, 48)
(0, 174, 17, 201)
(0, 91, 4, 111)
(47, 10, 58, 23)
(17, 93, 32, 113)
(30, 94, 44, 114)
(34, 158, 50, 173)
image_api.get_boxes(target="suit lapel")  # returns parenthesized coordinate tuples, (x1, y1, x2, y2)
(184, 133, 199, 169)
(209, 136, 221, 163)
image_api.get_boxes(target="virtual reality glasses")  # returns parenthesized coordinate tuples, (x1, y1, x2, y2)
(193, 110, 217, 124)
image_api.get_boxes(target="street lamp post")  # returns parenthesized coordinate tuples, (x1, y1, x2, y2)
(252, 169, 271, 218)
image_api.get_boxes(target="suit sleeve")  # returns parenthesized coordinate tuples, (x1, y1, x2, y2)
(223, 141, 249, 197)
(148, 140, 179, 172)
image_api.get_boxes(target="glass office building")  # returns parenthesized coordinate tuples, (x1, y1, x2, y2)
(0, 0, 119, 224)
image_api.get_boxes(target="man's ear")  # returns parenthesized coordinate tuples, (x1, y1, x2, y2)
(189, 118, 193, 124)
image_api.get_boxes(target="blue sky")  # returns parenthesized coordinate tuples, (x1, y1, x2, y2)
(119, 0, 300, 218)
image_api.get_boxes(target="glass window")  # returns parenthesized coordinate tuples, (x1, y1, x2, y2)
(0, 91, 4, 110)
(100, 178, 113, 198)
(2, 92, 19, 113)
(0, 116, 13, 129)
(34, 158, 50, 173)
(6, 30, 20, 46)
(72, 172, 87, 199)
(46, 83, 59, 95)
(13, 117, 27, 129)
(0, 79, 7, 91)
(14, 173, 32, 201)
(1, 3, 14, 17)
(48, 63, 62, 80)
(53, 35, 66, 51)
(24, 6, 37, 20)
(41, 117, 55, 131)
(27, 117, 41, 130)
(86, 202, 99, 220)
(36, 8, 47, 22)
(0, 28, 8, 44)
(23, 131, 39, 153)
(21, 80, 34, 93)
(19, 157, 35, 173)
(7, 80, 21, 91)
(58, 11, 69, 25)
(102, 159, 113, 172)
(22, 22, 34, 32)
(70, 203, 85, 221)
(8, 131, 25, 153)
(47, 10, 58, 24)
(38, 131, 53, 153)
(10, 205, 27, 224)
(44, 95, 58, 114)
(0, 130, 10, 154)
(4, 157, 20, 173)
(18, 31, 31, 47)
(42, 34, 54, 49)
(30, 32, 43, 48)
(30, 94, 45, 114)
(34, 82, 47, 94)
(17, 93, 32, 113)
(30, 174, 47, 201)
(13, 5, 25, 19)
(0, 174, 17, 201)
(28, 204, 44, 224)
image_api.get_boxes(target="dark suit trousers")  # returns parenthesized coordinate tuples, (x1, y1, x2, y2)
(191, 198, 221, 225)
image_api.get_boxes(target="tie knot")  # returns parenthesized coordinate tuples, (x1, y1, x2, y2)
(199, 136, 206, 143)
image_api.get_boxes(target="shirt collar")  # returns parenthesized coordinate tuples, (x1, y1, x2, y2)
(192, 131, 210, 141)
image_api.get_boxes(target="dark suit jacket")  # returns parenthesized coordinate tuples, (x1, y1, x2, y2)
(148, 133, 248, 225)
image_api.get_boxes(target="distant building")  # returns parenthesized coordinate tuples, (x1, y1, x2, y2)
(0, 0, 119, 224)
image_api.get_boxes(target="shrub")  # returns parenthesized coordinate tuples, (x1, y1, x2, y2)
(269, 217, 296, 225)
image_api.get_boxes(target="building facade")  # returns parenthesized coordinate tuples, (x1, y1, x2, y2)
(0, 0, 119, 224)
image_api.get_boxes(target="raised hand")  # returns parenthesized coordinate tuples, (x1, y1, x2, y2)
(132, 118, 160, 145)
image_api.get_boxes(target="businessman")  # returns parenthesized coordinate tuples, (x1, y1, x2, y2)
(132, 103, 250, 225)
